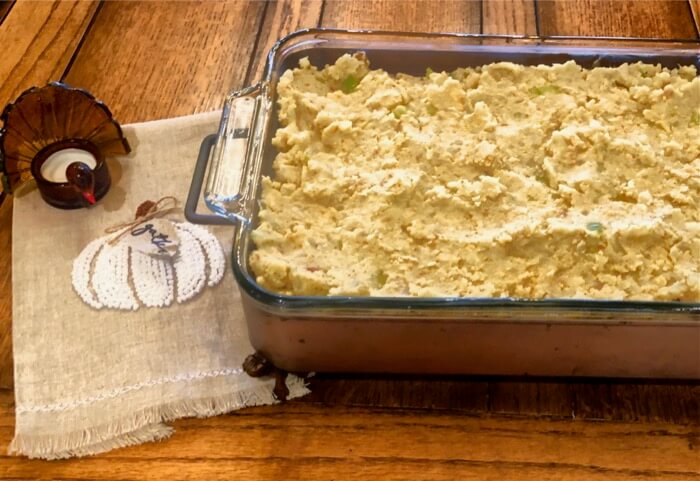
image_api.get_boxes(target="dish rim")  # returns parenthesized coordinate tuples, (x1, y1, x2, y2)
(227, 28, 700, 314)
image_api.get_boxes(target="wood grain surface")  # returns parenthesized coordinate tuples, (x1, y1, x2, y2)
(305, 376, 700, 423)
(322, 0, 481, 32)
(247, 0, 324, 82)
(0, 198, 11, 390)
(0, 1, 14, 25)
(483, 0, 537, 35)
(0, 391, 698, 480)
(0, 0, 98, 109)
(63, 1, 265, 123)
(1, 1, 699, 478)
(537, 0, 699, 38)
(690, 0, 700, 31)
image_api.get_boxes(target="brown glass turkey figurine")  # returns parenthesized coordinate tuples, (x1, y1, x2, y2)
(29, 139, 111, 208)
(0, 82, 130, 209)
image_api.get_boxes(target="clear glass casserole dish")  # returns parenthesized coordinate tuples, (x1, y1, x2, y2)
(186, 29, 700, 378)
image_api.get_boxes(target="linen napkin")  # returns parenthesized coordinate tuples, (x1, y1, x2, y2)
(9, 111, 309, 459)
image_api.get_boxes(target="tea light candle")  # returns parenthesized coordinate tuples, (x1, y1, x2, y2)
(40, 148, 97, 183)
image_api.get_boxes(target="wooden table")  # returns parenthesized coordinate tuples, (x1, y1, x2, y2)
(1, 1, 699, 478)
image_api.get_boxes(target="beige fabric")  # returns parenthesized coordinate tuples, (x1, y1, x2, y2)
(10, 111, 309, 459)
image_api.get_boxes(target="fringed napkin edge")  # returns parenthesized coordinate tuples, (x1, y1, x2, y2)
(10, 375, 309, 459)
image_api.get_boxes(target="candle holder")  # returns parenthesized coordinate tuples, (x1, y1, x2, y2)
(0, 82, 130, 209)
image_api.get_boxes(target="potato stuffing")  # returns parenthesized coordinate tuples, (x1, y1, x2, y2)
(250, 53, 699, 301)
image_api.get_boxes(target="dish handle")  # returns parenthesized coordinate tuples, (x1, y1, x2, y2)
(185, 83, 265, 226)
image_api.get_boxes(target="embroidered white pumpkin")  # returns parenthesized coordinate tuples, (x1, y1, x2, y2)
(72, 221, 225, 310)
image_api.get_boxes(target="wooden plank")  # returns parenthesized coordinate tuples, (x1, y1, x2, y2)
(482, 0, 537, 35)
(247, 0, 324, 83)
(321, 0, 481, 32)
(571, 383, 700, 424)
(488, 380, 574, 418)
(1, 393, 698, 480)
(0, 0, 99, 119)
(4, 459, 696, 481)
(537, 0, 698, 38)
(0, 197, 11, 390)
(690, 0, 700, 33)
(3, 461, 697, 481)
(307, 375, 700, 424)
(63, 1, 266, 123)
(0, 0, 99, 391)
(514, 381, 700, 424)
(306, 376, 489, 412)
(0, 1, 14, 25)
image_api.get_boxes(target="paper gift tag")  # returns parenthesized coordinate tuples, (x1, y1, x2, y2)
(126, 219, 180, 258)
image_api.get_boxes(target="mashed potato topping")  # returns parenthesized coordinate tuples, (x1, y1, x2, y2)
(249, 53, 699, 301)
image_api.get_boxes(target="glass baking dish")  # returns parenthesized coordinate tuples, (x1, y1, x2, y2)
(186, 29, 700, 378)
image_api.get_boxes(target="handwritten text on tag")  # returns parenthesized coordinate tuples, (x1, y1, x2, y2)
(129, 219, 179, 258)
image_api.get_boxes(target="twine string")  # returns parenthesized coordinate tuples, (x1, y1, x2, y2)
(105, 196, 179, 245)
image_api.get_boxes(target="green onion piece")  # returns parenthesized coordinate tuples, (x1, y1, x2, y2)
(586, 222, 604, 232)
(393, 105, 407, 119)
(690, 111, 700, 126)
(341, 74, 360, 93)
(426, 104, 438, 116)
(529, 84, 561, 96)
(425, 67, 434, 77)
(375, 269, 388, 287)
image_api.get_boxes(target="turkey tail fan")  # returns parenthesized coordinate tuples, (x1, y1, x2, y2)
(0, 82, 131, 194)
